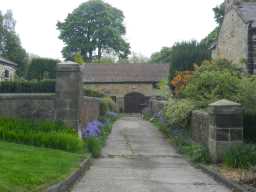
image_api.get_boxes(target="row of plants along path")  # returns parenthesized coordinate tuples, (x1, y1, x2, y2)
(0, 97, 119, 192)
(144, 58, 256, 189)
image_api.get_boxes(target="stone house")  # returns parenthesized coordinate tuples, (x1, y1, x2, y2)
(0, 57, 16, 81)
(212, 0, 256, 74)
(82, 64, 169, 113)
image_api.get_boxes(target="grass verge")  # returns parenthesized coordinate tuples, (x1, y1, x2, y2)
(0, 141, 87, 192)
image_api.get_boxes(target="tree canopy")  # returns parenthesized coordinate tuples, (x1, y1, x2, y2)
(149, 41, 210, 79)
(0, 10, 28, 76)
(57, 0, 130, 63)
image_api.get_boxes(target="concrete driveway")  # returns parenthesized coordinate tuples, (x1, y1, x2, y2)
(72, 115, 231, 192)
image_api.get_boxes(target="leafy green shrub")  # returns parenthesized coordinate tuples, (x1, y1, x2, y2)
(85, 138, 102, 158)
(180, 61, 240, 107)
(99, 97, 117, 115)
(180, 144, 210, 163)
(0, 80, 55, 93)
(0, 117, 83, 153)
(224, 144, 256, 169)
(84, 88, 105, 98)
(164, 98, 195, 128)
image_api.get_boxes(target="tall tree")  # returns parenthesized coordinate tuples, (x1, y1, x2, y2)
(0, 10, 28, 76)
(213, 3, 225, 26)
(57, 0, 130, 62)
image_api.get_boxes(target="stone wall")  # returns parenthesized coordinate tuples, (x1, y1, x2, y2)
(0, 93, 56, 120)
(0, 62, 101, 133)
(85, 83, 156, 97)
(80, 97, 100, 127)
(215, 8, 248, 70)
(191, 110, 209, 146)
(149, 99, 166, 114)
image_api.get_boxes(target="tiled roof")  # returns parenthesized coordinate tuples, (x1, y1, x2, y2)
(237, 3, 256, 26)
(82, 64, 169, 83)
(0, 57, 17, 67)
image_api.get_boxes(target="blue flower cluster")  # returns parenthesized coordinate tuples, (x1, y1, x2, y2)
(106, 111, 118, 118)
(82, 120, 104, 138)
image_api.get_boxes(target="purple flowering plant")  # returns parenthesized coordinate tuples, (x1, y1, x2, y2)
(82, 120, 104, 138)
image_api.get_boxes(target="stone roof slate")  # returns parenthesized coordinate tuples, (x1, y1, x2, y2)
(237, 3, 256, 26)
(82, 64, 169, 83)
(0, 57, 17, 67)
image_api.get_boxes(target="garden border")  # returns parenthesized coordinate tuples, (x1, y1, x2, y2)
(197, 164, 256, 192)
(147, 117, 256, 192)
(46, 156, 92, 192)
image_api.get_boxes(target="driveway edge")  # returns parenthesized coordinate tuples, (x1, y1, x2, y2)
(47, 156, 93, 192)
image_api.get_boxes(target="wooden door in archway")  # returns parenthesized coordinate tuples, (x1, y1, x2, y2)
(124, 92, 149, 113)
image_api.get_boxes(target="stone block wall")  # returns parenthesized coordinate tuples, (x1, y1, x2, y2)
(191, 99, 244, 162)
(150, 99, 166, 114)
(80, 97, 100, 127)
(0, 93, 56, 120)
(191, 110, 209, 146)
(85, 83, 155, 97)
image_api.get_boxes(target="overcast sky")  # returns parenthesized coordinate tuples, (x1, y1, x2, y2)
(0, 0, 224, 60)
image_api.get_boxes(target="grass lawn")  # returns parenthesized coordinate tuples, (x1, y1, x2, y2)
(0, 141, 87, 192)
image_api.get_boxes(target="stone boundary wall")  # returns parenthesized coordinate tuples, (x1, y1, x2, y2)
(0, 93, 56, 120)
(191, 110, 209, 146)
(147, 99, 166, 115)
(80, 97, 100, 127)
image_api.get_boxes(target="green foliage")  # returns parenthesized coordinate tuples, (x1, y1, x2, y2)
(164, 98, 195, 128)
(84, 88, 105, 97)
(150, 47, 172, 64)
(85, 137, 102, 158)
(169, 41, 211, 78)
(237, 76, 256, 115)
(74, 52, 85, 64)
(99, 97, 117, 115)
(0, 10, 28, 77)
(0, 117, 84, 153)
(178, 143, 210, 163)
(180, 59, 241, 107)
(0, 141, 85, 192)
(57, 0, 130, 62)
(0, 80, 55, 93)
(84, 115, 117, 158)
(213, 3, 225, 26)
(26, 57, 59, 80)
(150, 41, 210, 79)
(201, 27, 219, 48)
(224, 144, 256, 169)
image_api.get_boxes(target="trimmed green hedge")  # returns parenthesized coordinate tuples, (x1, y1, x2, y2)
(0, 80, 55, 93)
(0, 117, 84, 153)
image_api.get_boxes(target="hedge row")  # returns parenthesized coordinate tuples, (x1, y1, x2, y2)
(0, 117, 83, 153)
(0, 80, 55, 93)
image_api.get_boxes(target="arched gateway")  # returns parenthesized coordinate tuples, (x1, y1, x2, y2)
(124, 92, 149, 113)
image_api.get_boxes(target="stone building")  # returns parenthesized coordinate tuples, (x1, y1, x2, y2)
(82, 64, 169, 113)
(212, 0, 256, 73)
(0, 57, 16, 81)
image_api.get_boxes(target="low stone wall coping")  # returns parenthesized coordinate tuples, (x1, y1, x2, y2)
(0, 93, 56, 100)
